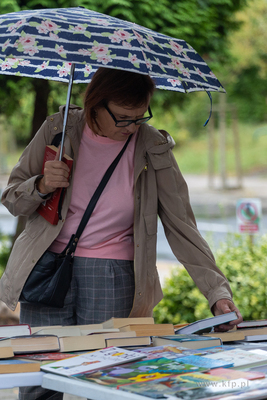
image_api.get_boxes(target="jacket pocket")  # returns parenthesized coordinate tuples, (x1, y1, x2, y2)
(147, 151, 172, 171)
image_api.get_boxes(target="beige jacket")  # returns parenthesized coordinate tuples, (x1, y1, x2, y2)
(0, 105, 233, 314)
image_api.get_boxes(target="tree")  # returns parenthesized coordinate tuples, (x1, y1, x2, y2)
(223, 0, 267, 122)
(0, 0, 248, 142)
(0, 0, 247, 244)
(91, 0, 247, 60)
(229, 0, 267, 77)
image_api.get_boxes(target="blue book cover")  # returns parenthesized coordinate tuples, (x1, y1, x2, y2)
(177, 355, 234, 369)
(162, 334, 219, 342)
(175, 311, 237, 334)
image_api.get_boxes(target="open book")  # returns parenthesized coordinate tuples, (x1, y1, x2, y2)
(175, 312, 238, 334)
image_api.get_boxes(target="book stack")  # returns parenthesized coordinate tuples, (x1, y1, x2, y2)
(0, 318, 172, 363)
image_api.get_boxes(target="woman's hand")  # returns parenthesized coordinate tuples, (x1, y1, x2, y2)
(212, 298, 243, 332)
(37, 146, 70, 194)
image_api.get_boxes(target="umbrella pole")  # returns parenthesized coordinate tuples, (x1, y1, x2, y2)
(59, 63, 75, 161)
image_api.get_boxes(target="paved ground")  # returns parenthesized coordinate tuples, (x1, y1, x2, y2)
(185, 174, 267, 217)
(2, 172, 267, 217)
(1, 172, 267, 399)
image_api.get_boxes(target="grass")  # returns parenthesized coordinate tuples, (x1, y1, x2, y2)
(172, 121, 267, 176)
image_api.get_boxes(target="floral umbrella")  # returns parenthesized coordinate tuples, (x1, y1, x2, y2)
(0, 7, 225, 93)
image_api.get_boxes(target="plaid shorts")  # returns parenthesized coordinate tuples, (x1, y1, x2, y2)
(19, 257, 135, 400)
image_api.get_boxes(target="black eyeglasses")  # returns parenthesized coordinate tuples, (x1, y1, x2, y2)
(104, 104, 153, 127)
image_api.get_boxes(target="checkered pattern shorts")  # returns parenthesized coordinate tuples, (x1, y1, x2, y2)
(19, 256, 135, 400)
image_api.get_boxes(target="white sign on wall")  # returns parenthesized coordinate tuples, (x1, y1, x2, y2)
(236, 198, 262, 234)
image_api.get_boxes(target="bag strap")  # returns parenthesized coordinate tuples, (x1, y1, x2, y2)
(51, 132, 63, 147)
(64, 133, 133, 256)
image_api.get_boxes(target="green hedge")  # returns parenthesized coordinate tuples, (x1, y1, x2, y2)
(153, 234, 267, 324)
(0, 233, 11, 276)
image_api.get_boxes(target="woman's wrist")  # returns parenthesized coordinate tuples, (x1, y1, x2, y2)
(36, 176, 50, 197)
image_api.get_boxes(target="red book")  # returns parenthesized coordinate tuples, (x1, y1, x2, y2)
(15, 352, 76, 361)
(36, 145, 73, 225)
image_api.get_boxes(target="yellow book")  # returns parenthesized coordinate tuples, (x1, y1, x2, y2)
(0, 346, 14, 359)
(102, 317, 154, 329)
(120, 324, 174, 337)
(0, 335, 60, 354)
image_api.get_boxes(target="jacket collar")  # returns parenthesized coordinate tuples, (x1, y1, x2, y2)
(135, 123, 175, 160)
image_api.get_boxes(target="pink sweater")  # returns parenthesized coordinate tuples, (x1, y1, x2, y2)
(49, 125, 137, 260)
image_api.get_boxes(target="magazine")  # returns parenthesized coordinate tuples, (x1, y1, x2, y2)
(41, 346, 145, 377)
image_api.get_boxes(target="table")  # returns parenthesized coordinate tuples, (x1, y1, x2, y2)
(42, 373, 147, 400)
(2, 369, 267, 400)
(0, 371, 44, 389)
(42, 373, 267, 400)
(3, 343, 267, 399)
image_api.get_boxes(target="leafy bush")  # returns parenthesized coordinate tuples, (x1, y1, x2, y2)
(216, 234, 267, 320)
(0, 233, 11, 277)
(154, 234, 267, 323)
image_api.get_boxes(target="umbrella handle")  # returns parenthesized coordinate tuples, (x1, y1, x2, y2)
(59, 63, 75, 161)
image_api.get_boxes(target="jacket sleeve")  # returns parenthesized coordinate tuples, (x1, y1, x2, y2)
(1, 120, 52, 217)
(156, 149, 233, 311)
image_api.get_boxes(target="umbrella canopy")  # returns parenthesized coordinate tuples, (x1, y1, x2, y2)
(0, 7, 225, 93)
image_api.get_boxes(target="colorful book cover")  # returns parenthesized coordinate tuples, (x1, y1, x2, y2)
(183, 345, 235, 356)
(206, 367, 265, 380)
(133, 345, 200, 360)
(177, 371, 224, 384)
(177, 355, 234, 369)
(119, 376, 198, 398)
(202, 348, 267, 369)
(193, 345, 234, 354)
(119, 371, 224, 398)
(41, 346, 145, 377)
(133, 345, 233, 361)
(72, 357, 208, 388)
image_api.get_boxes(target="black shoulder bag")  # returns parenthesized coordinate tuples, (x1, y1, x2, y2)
(20, 134, 132, 308)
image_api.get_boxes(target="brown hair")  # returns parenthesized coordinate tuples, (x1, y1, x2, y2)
(84, 67, 155, 130)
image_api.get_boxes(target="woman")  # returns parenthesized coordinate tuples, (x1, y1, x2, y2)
(1, 68, 242, 399)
